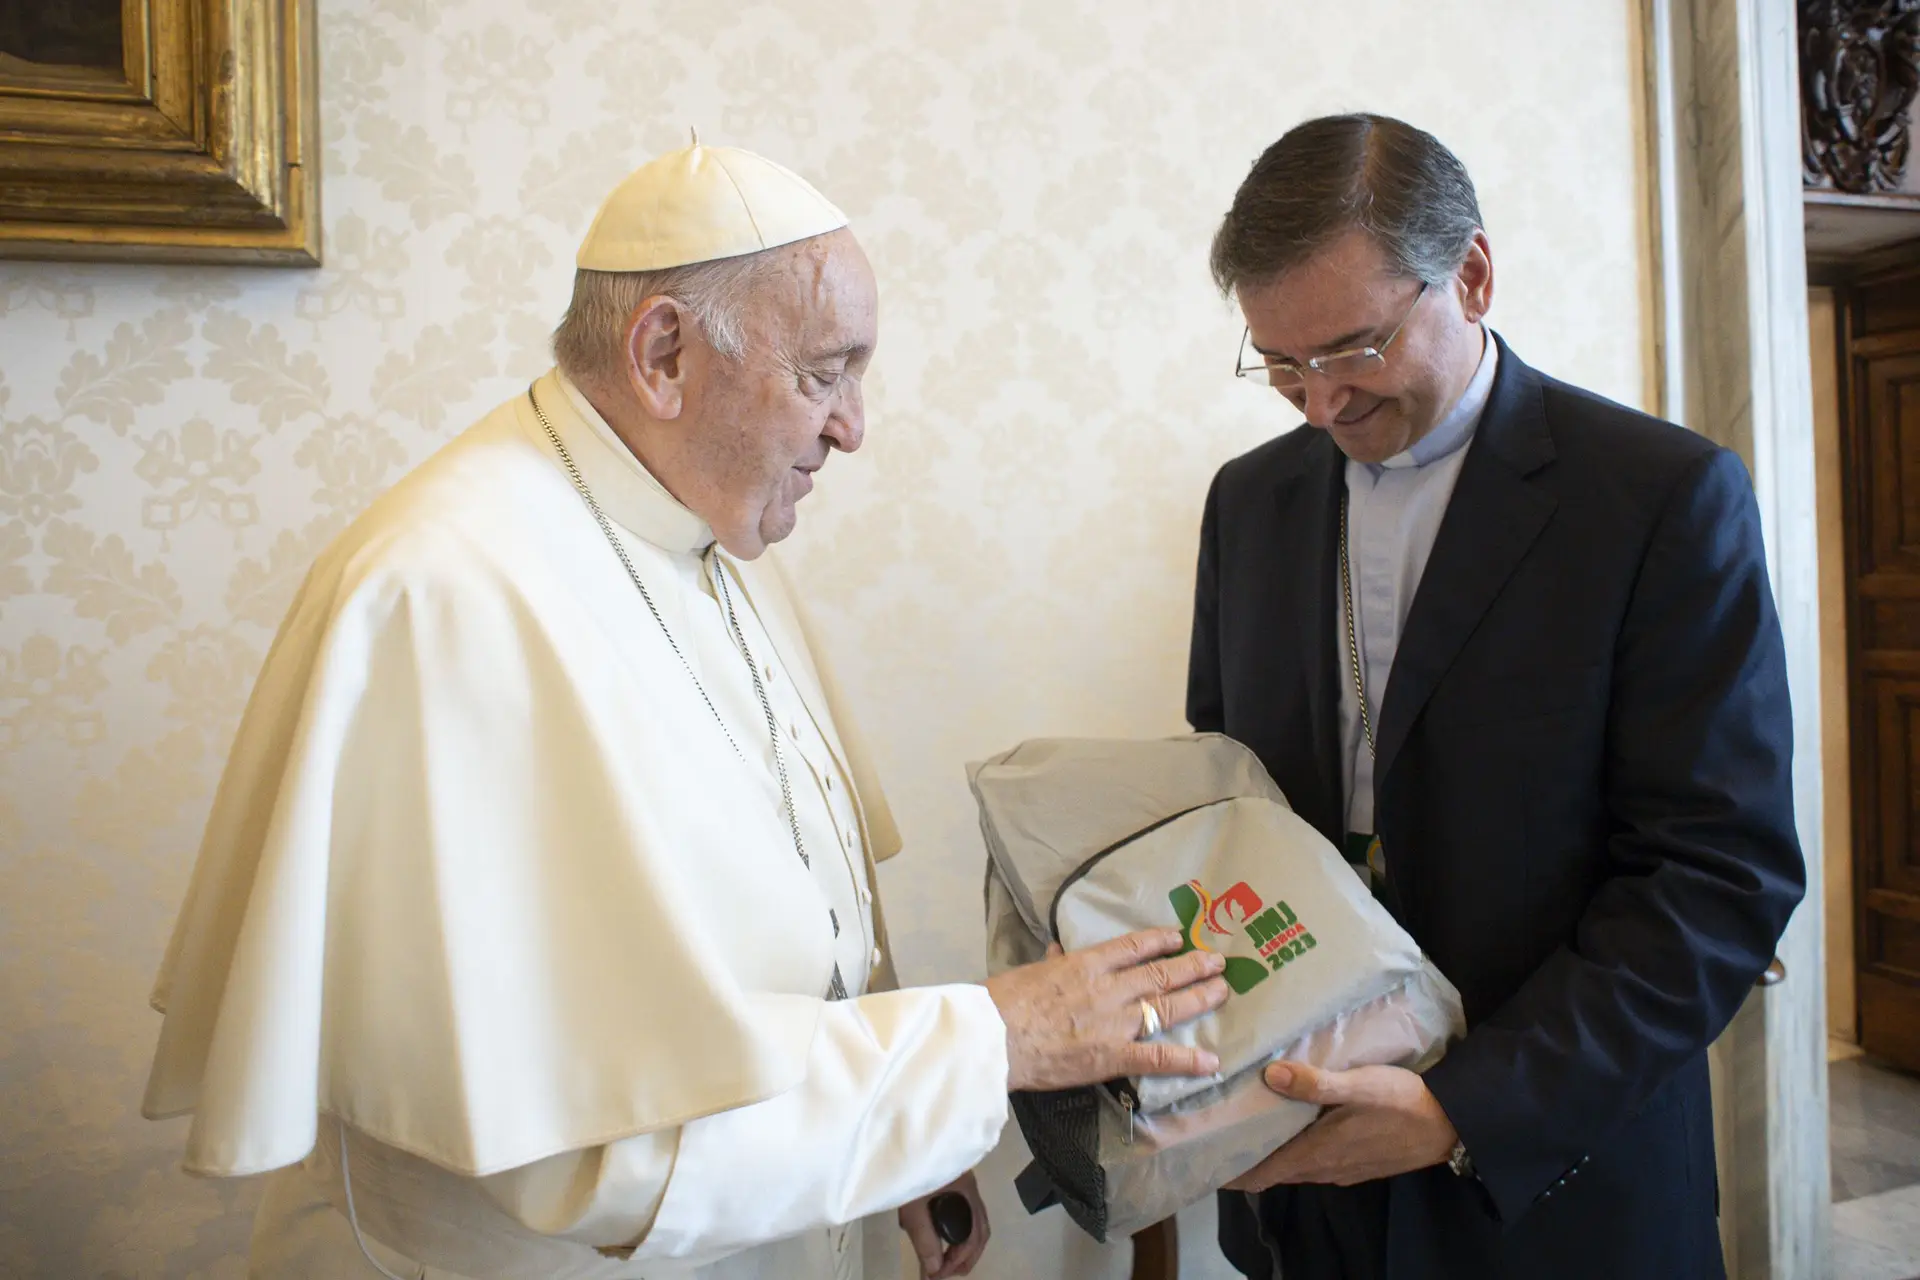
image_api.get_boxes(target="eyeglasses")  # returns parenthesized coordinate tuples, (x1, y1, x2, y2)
(1235, 281, 1429, 390)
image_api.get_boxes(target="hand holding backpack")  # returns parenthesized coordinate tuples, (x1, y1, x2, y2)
(974, 734, 1465, 1242)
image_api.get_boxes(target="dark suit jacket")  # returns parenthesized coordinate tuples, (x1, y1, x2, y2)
(1188, 336, 1805, 1280)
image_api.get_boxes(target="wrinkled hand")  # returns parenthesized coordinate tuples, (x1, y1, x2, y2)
(983, 928, 1230, 1093)
(898, 1171, 988, 1279)
(1225, 1062, 1457, 1191)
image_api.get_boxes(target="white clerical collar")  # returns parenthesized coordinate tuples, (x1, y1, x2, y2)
(1377, 327, 1497, 472)
(537, 368, 716, 555)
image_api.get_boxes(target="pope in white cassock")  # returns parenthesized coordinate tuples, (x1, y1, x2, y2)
(140, 144, 1232, 1280)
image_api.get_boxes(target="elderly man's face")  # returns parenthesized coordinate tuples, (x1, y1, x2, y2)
(1236, 227, 1491, 465)
(681, 228, 877, 557)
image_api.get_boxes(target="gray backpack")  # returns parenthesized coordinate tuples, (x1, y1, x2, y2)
(974, 734, 1464, 1242)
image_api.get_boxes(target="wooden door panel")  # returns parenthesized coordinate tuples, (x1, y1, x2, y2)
(1858, 351, 1920, 577)
(1855, 277, 1920, 339)
(1847, 288, 1920, 1067)
(1861, 972, 1920, 1067)
(1860, 596, 1920, 653)
(1871, 913, 1920, 978)
(1859, 679, 1920, 908)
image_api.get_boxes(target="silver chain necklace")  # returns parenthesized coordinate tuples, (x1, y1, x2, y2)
(1339, 489, 1390, 892)
(1339, 490, 1377, 760)
(529, 385, 847, 1001)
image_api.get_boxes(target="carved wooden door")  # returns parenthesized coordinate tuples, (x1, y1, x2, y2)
(1844, 260, 1920, 1070)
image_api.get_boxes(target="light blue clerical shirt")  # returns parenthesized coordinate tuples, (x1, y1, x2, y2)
(1339, 330, 1499, 837)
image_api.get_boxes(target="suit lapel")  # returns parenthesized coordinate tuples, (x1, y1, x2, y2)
(1373, 339, 1558, 783)
(1272, 433, 1347, 841)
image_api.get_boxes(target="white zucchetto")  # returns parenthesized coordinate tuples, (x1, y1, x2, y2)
(575, 141, 848, 272)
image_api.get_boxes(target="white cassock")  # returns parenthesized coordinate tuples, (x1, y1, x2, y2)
(141, 369, 1010, 1280)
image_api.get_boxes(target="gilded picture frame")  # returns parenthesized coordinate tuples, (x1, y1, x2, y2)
(0, 0, 320, 266)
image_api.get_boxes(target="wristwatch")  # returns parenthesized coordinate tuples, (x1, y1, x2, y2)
(1446, 1139, 1475, 1179)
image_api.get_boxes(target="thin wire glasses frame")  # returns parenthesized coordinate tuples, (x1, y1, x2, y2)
(1235, 280, 1430, 389)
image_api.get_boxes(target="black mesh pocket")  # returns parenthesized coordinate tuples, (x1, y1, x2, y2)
(1009, 1085, 1110, 1241)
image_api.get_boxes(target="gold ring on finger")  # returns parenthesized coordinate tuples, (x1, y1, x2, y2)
(1138, 999, 1163, 1040)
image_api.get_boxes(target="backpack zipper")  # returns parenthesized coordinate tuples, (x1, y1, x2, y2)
(1100, 1079, 1141, 1145)
(1046, 797, 1235, 942)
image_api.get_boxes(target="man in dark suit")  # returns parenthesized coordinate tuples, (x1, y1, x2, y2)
(1188, 114, 1805, 1279)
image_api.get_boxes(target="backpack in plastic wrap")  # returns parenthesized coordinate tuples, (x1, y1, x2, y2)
(973, 734, 1465, 1242)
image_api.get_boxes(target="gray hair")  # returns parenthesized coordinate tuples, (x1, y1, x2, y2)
(551, 252, 777, 384)
(1209, 114, 1483, 297)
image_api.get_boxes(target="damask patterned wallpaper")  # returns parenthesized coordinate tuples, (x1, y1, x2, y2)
(0, 1, 1646, 1276)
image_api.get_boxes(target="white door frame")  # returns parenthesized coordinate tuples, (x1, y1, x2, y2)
(1638, 2, 1830, 1276)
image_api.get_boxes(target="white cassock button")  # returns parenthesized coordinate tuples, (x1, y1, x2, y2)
(764, 661, 775, 683)
(870, 946, 883, 967)
(858, 884, 872, 905)
(825, 774, 834, 791)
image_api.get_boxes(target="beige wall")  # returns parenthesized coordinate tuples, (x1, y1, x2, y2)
(1809, 286, 1856, 1046)
(0, 1, 1648, 1275)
